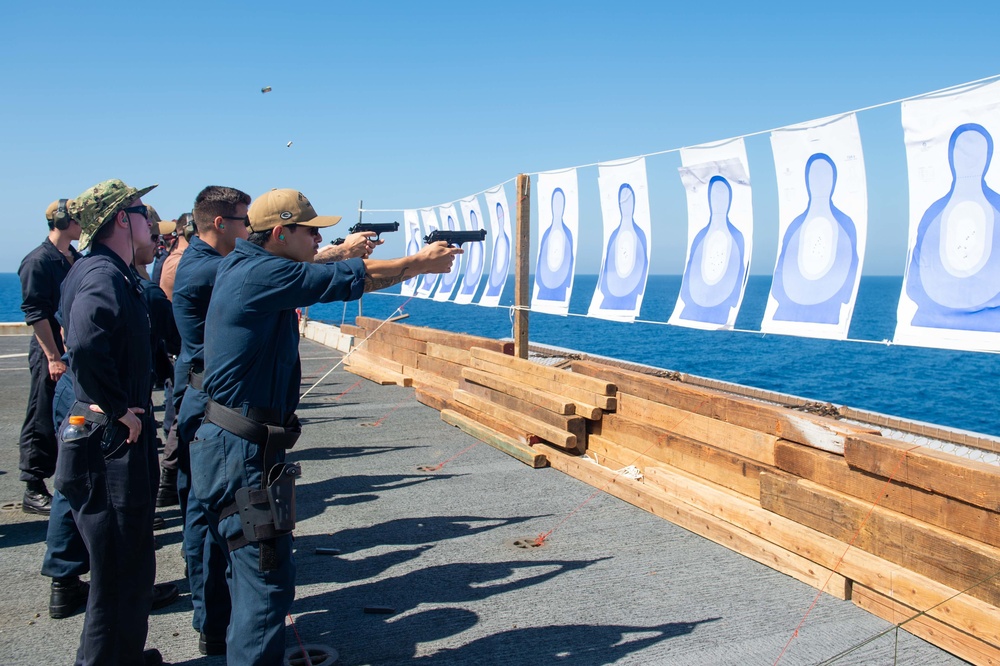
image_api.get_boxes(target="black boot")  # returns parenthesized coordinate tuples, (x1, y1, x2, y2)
(155, 467, 178, 507)
(23, 479, 52, 515)
(151, 582, 179, 610)
(49, 576, 89, 619)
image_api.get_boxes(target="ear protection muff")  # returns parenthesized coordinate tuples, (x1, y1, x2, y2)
(182, 213, 196, 241)
(53, 199, 72, 230)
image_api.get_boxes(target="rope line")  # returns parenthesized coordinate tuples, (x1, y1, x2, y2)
(299, 296, 415, 399)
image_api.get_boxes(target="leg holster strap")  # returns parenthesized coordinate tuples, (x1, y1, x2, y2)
(219, 463, 301, 559)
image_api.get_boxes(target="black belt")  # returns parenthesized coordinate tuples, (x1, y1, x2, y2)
(188, 370, 204, 391)
(203, 400, 301, 450)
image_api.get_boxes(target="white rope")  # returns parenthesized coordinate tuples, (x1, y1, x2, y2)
(299, 304, 407, 399)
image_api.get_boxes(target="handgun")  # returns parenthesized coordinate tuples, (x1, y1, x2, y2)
(423, 229, 487, 247)
(331, 221, 399, 245)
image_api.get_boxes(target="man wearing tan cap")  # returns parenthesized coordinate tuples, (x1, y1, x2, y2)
(16, 198, 82, 515)
(56, 178, 164, 666)
(189, 188, 459, 665)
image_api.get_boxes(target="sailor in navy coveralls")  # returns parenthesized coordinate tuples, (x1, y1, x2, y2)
(190, 188, 458, 665)
(55, 179, 164, 666)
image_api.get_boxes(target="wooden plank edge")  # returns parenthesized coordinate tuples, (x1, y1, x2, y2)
(536, 443, 851, 601)
(441, 409, 547, 468)
(853, 585, 1000, 665)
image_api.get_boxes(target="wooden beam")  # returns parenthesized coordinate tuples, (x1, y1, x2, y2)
(469, 354, 616, 410)
(357, 316, 512, 353)
(416, 354, 466, 383)
(458, 378, 586, 444)
(852, 584, 1000, 665)
(572, 359, 878, 453)
(587, 434, 655, 473)
(462, 367, 575, 415)
(441, 409, 547, 468)
(345, 362, 412, 387)
(642, 465, 1000, 650)
(514, 173, 530, 359)
(415, 386, 450, 411)
(760, 471, 1000, 608)
(446, 400, 542, 445)
(845, 433, 1000, 512)
(474, 347, 615, 394)
(776, 440, 1000, 549)
(598, 413, 767, 499)
(538, 444, 851, 601)
(424, 342, 472, 365)
(617, 393, 778, 466)
(452, 389, 577, 450)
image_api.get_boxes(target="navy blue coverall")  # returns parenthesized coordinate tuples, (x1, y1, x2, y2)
(17, 239, 80, 483)
(171, 235, 231, 639)
(42, 275, 179, 584)
(191, 239, 364, 665)
(55, 243, 157, 666)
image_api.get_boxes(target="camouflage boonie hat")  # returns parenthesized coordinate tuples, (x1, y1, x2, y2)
(73, 178, 158, 251)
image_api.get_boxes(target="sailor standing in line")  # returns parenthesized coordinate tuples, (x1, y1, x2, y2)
(55, 179, 164, 666)
(190, 188, 459, 665)
(17, 199, 82, 514)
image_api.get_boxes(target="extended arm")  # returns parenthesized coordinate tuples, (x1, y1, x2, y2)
(362, 241, 461, 292)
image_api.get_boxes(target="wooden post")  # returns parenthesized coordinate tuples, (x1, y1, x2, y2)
(357, 199, 364, 317)
(514, 174, 530, 359)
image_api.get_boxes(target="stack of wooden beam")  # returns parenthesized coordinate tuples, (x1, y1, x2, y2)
(340, 315, 511, 391)
(447, 347, 616, 458)
(558, 359, 1000, 665)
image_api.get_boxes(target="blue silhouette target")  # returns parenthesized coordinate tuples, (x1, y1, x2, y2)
(485, 203, 510, 298)
(436, 213, 461, 296)
(459, 209, 485, 296)
(535, 188, 575, 301)
(906, 123, 1000, 331)
(771, 153, 859, 324)
(679, 176, 746, 324)
(596, 183, 648, 311)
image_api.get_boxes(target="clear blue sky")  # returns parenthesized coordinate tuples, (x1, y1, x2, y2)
(2, 1, 998, 274)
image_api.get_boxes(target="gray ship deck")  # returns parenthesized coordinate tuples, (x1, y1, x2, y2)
(0, 334, 965, 665)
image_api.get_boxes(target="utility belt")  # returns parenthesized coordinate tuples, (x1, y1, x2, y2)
(208, 399, 302, 571)
(188, 361, 205, 391)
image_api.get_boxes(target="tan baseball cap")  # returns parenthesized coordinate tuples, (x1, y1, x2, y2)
(157, 220, 177, 236)
(247, 188, 342, 233)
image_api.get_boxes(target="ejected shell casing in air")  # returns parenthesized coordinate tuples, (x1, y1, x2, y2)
(261, 86, 272, 94)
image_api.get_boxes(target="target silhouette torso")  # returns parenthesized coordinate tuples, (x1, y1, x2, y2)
(906, 123, 1000, 330)
(680, 176, 745, 324)
(486, 203, 510, 298)
(771, 153, 858, 324)
(536, 188, 575, 301)
(459, 210, 485, 296)
(597, 183, 648, 311)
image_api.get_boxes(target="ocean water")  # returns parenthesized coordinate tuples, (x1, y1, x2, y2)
(310, 275, 1000, 438)
(3, 272, 996, 437)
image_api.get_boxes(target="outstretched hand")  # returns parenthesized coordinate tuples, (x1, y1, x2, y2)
(415, 241, 462, 274)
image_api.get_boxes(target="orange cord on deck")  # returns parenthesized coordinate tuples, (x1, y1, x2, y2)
(772, 443, 922, 666)
(422, 442, 480, 472)
(288, 613, 314, 666)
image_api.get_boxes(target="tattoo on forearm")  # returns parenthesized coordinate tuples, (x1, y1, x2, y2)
(364, 268, 410, 292)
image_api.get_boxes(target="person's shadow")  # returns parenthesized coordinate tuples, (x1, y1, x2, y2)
(287, 604, 720, 665)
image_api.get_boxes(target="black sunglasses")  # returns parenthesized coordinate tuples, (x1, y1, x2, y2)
(123, 205, 149, 220)
(286, 224, 321, 237)
(222, 215, 251, 228)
